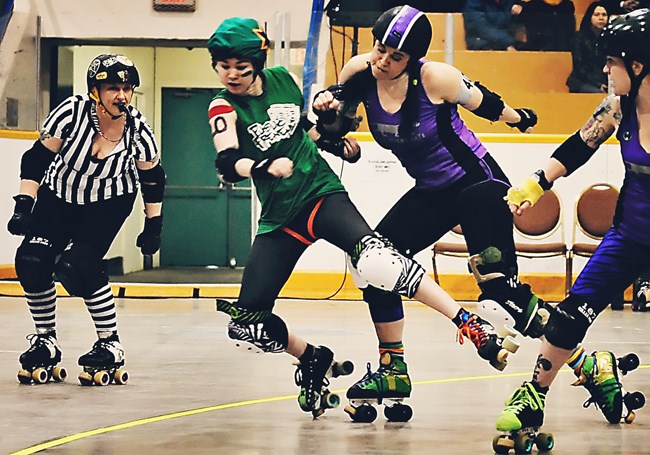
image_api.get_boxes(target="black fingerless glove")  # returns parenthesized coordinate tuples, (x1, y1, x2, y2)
(316, 136, 361, 163)
(7, 194, 35, 236)
(136, 215, 163, 255)
(507, 108, 537, 133)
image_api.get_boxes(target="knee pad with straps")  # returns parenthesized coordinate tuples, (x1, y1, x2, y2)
(54, 248, 107, 298)
(544, 294, 595, 350)
(352, 235, 425, 298)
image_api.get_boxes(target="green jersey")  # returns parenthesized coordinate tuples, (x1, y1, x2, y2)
(214, 66, 345, 234)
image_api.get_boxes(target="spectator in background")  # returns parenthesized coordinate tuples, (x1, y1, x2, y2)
(387, 0, 468, 12)
(566, 1, 609, 92)
(463, 0, 522, 51)
(518, 0, 576, 51)
(602, 0, 648, 15)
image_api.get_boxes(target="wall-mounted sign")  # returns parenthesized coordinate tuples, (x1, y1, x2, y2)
(153, 0, 196, 12)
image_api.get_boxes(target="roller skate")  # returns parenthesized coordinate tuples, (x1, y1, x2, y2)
(78, 333, 128, 386)
(569, 348, 645, 424)
(344, 352, 413, 423)
(632, 277, 650, 312)
(494, 381, 554, 454)
(216, 299, 285, 353)
(17, 333, 67, 384)
(453, 308, 519, 371)
(294, 345, 354, 418)
(471, 247, 551, 339)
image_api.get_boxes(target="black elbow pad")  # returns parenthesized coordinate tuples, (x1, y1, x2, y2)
(551, 131, 597, 176)
(20, 140, 56, 182)
(137, 163, 166, 203)
(216, 148, 247, 183)
(471, 82, 505, 122)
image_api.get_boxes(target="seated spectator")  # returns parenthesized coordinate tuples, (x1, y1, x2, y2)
(518, 0, 576, 51)
(566, 1, 609, 93)
(463, 0, 522, 51)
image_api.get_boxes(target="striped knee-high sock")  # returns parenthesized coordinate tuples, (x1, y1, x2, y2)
(25, 283, 57, 334)
(83, 284, 118, 337)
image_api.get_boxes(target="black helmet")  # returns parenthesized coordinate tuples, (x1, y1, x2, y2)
(372, 5, 432, 60)
(207, 17, 270, 71)
(598, 8, 650, 63)
(86, 54, 140, 94)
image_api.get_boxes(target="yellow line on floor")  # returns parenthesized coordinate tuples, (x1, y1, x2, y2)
(10, 365, 649, 454)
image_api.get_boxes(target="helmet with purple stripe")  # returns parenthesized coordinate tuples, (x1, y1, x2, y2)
(372, 5, 432, 60)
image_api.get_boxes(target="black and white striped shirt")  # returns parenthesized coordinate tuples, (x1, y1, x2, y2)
(41, 94, 158, 204)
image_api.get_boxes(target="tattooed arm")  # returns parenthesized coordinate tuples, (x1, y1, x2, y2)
(542, 95, 622, 182)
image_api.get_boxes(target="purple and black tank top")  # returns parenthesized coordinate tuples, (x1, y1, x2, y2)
(616, 99, 650, 245)
(364, 61, 489, 190)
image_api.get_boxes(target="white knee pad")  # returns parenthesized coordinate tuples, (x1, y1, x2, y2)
(346, 254, 369, 290)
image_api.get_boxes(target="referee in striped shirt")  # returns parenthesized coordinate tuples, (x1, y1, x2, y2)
(8, 54, 165, 383)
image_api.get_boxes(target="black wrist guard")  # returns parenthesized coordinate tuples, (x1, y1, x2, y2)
(532, 169, 553, 190)
(507, 108, 538, 133)
(316, 136, 360, 163)
(13, 194, 35, 213)
(250, 158, 276, 179)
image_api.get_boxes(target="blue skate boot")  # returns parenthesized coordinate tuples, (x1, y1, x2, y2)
(345, 351, 413, 423)
(78, 333, 128, 386)
(568, 347, 646, 424)
(18, 332, 67, 384)
(470, 247, 551, 339)
(494, 381, 554, 454)
(294, 345, 354, 418)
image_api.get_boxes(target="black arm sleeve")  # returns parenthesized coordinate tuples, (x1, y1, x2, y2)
(215, 147, 247, 183)
(551, 131, 597, 176)
(137, 163, 166, 203)
(470, 82, 506, 122)
(20, 140, 56, 182)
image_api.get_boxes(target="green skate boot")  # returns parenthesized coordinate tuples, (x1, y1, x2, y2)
(493, 382, 554, 454)
(344, 352, 413, 423)
(571, 350, 646, 424)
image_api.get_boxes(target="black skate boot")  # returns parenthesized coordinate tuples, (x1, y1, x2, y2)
(453, 308, 519, 371)
(345, 352, 413, 423)
(470, 247, 550, 338)
(17, 333, 67, 384)
(568, 348, 646, 424)
(78, 333, 128, 386)
(494, 381, 554, 454)
(216, 299, 285, 353)
(294, 345, 354, 418)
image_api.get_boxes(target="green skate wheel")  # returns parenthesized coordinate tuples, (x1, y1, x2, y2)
(52, 366, 67, 382)
(324, 392, 340, 409)
(535, 432, 554, 451)
(384, 403, 412, 422)
(480, 247, 502, 264)
(17, 369, 32, 384)
(514, 433, 533, 454)
(32, 367, 49, 384)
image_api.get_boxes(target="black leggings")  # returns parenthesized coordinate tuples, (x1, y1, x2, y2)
(237, 192, 373, 311)
(365, 154, 517, 319)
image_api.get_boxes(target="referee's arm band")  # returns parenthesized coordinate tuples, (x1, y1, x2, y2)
(550, 131, 597, 176)
(20, 140, 56, 182)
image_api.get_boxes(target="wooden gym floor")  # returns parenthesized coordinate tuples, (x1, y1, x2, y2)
(1, 296, 648, 454)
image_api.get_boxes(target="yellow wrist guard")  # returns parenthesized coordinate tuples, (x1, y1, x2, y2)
(506, 176, 545, 207)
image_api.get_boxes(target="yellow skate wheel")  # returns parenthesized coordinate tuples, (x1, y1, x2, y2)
(32, 367, 49, 384)
(114, 369, 129, 385)
(492, 434, 513, 454)
(502, 336, 520, 354)
(52, 366, 67, 382)
(17, 369, 32, 384)
(93, 370, 110, 386)
(78, 371, 93, 386)
(624, 410, 636, 424)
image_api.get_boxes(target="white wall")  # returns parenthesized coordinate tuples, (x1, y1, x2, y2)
(0, 134, 624, 275)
